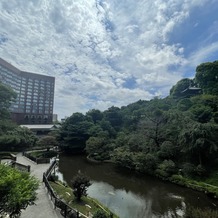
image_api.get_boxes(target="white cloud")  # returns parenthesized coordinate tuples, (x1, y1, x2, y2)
(188, 42, 218, 67)
(0, 0, 216, 118)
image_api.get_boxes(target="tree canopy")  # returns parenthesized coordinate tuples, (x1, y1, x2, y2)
(0, 83, 17, 136)
(58, 60, 218, 182)
(71, 173, 91, 201)
(0, 164, 39, 217)
(195, 61, 218, 95)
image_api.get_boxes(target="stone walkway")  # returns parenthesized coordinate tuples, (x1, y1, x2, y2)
(16, 153, 62, 218)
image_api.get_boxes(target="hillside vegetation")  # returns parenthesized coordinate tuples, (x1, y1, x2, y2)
(58, 61, 218, 193)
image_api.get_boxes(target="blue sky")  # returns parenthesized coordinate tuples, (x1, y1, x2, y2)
(0, 0, 218, 119)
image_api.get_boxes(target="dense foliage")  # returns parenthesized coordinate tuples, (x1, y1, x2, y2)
(0, 126, 38, 151)
(93, 209, 110, 218)
(0, 82, 17, 135)
(0, 82, 17, 121)
(0, 83, 38, 151)
(59, 60, 218, 188)
(71, 173, 91, 201)
(0, 164, 39, 217)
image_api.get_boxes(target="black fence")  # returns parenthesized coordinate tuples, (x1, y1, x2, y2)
(43, 160, 82, 218)
(23, 152, 50, 164)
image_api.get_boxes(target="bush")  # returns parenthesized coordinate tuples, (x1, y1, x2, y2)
(93, 209, 109, 218)
(158, 141, 178, 160)
(170, 175, 186, 186)
(182, 163, 196, 178)
(30, 150, 58, 159)
(71, 173, 91, 201)
(135, 153, 159, 174)
(156, 160, 177, 178)
(48, 174, 59, 182)
(182, 163, 207, 178)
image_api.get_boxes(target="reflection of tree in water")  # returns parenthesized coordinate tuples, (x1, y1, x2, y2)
(135, 199, 153, 218)
(146, 187, 185, 217)
(59, 154, 217, 218)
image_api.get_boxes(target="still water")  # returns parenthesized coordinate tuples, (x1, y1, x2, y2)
(58, 154, 217, 218)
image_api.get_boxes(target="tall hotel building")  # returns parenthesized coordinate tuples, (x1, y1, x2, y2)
(0, 58, 55, 124)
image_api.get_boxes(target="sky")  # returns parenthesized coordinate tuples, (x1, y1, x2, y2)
(0, 0, 218, 119)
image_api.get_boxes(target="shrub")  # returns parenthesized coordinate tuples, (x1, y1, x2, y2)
(71, 173, 91, 201)
(48, 174, 59, 182)
(156, 160, 177, 178)
(135, 153, 159, 174)
(182, 163, 196, 178)
(93, 209, 109, 218)
(182, 163, 207, 178)
(170, 175, 186, 186)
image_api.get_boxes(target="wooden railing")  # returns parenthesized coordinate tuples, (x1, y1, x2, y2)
(43, 160, 82, 218)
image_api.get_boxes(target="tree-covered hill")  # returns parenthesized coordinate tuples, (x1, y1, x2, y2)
(59, 61, 218, 186)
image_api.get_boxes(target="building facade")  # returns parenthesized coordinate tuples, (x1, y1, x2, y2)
(0, 58, 55, 124)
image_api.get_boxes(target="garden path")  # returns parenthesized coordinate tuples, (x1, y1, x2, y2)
(16, 153, 62, 218)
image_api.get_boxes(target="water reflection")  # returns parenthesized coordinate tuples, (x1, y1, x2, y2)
(88, 181, 154, 218)
(58, 154, 217, 218)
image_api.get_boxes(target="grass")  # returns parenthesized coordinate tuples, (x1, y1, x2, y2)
(169, 174, 218, 198)
(50, 181, 119, 217)
(29, 150, 57, 158)
(203, 170, 218, 186)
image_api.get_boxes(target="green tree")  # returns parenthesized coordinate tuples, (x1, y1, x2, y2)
(59, 113, 94, 152)
(135, 153, 159, 174)
(0, 120, 17, 136)
(99, 120, 116, 138)
(86, 109, 103, 124)
(0, 83, 17, 135)
(112, 147, 135, 170)
(189, 104, 212, 123)
(0, 164, 39, 217)
(0, 127, 38, 151)
(37, 135, 58, 148)
(86, 136, 114, 161)
(177, 98, 193, 111)
(126, 133, 146, 152)
(71, 173, 91, 201)
(156, 160, 177, 178)
(104, 106, 123, 130)
(139, 109, 167, 149)
(158, 141, 179, 160)
(0, 82, 17, 120)
(170, 78, 193, 98)
(195, 61, 218, 95)
(179, 122, 218, 165)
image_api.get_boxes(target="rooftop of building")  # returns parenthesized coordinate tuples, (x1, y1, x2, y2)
(0, 57, 55, 80)
(20, 124, 60, 130)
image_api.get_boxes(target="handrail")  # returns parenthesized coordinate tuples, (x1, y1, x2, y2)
(43, 160, 82, 218)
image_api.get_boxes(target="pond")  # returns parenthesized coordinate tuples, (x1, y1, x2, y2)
(58, 154, 217, 218)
